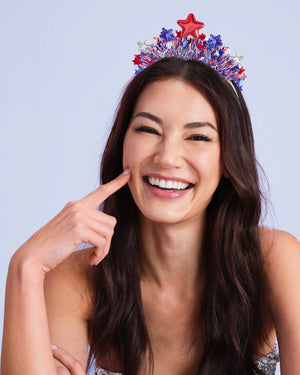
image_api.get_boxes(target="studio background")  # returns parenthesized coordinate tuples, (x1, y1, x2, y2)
(0, 1, 299, 374)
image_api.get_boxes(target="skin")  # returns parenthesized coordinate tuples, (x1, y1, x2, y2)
(54, 80, 300, 374)
(1, 171, 131, 375)
(123, 78, 222, 293)
(2, 79, 300, 375)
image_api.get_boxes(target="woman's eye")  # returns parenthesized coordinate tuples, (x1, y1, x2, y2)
(134, 126, 160, 135)
(188, 134, 212, 142)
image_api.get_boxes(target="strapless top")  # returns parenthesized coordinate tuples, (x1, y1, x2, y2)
(95, 341, 280, 375)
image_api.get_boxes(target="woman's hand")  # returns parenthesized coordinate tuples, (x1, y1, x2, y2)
(12, 169, 131, 275)
(51, 345, 86, 375)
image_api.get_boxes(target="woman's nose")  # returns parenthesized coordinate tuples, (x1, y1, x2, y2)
(152, 138, 183, 169)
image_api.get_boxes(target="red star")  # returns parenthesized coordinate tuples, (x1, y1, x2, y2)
(177, 13, 205, 38)
(132, 54, 141, 65)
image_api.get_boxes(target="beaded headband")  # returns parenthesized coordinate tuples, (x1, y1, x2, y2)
(132, 13, 246, 91)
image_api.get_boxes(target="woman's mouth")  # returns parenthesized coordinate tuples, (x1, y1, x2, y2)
(145, 176, 192, 190)
(142, 175, 194, 198)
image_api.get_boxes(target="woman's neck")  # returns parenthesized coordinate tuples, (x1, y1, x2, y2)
(139, 216, 205, 295)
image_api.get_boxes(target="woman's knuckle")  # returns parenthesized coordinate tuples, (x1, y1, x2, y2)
(97, 237, 106, 247)
(72, 209, 83, 222)
(64, 200, 77, 209)
(72, 359, 84, 371)
(72, 221, 85, 236)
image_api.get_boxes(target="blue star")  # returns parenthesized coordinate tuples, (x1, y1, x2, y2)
(159, 28, 176, 42)
(207, 34, 222, 49)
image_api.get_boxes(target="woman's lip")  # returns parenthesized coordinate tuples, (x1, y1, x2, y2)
(143, 173, 194, 185)
(143, 177, 194, 199)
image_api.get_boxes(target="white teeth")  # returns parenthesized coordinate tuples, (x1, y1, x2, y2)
(147, 177, 190, 190)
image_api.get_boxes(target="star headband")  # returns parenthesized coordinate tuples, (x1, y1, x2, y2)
(132, 13, 246, 91)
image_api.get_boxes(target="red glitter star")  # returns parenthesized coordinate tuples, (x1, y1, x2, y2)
(177, 13, 205, 38)
(132, 54, 142, 65)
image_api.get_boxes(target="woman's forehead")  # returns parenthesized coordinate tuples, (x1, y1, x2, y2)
(132, 78, 217, 127)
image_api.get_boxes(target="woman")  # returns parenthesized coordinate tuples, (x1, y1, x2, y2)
(2, 17, 300, 375)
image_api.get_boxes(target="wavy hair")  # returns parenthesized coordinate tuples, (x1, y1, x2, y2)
(86, 58, 269, 375)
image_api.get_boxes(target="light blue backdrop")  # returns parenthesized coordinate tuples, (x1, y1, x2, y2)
(1, 1, 299, 374)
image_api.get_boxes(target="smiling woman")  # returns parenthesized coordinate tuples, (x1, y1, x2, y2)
(2, 15, 300, 375)
(85, 57, 285, 375)
(122, 78, 222, 223)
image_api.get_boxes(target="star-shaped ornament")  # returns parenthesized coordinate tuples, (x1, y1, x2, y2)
(137, 40, 148, 51)
(232, 51, 244, 65)
(177, 13, 205, 38)
(132, 54, 142, 65)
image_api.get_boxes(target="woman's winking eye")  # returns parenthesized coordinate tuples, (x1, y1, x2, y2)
(134, 126, 212, 142)
(134, 125, 159, 135)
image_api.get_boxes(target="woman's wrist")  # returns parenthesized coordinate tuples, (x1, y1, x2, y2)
(9, 249, 46, 287)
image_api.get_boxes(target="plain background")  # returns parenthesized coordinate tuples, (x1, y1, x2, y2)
(1, 1, 299, 373)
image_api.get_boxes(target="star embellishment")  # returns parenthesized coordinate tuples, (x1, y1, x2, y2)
(137, 40, 148, 51)
(177, 13, 205, 38)
(232, 51, 244, 65)
(132, 54, 142, 65)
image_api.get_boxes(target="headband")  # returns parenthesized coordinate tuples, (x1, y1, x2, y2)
(132, 13, 246, 91)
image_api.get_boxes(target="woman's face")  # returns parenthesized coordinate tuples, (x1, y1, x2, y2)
(123, 78, 223, 224)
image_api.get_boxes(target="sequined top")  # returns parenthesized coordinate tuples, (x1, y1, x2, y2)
(94, 341, 280, 375)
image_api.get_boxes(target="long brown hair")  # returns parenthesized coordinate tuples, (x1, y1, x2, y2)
(86, 58, 269, 374)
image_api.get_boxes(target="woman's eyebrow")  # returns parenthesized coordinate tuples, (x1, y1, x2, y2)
(133, 111, 217, 132)
(133, 111, 162, 124)
(184, 122, 217, 132)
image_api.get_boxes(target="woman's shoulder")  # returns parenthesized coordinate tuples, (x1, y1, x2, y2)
(258, 228, 300, 371)
(259, 227, 300, 315)
(259, 227, 300, 291)
(259, 227, 299, 260)
(44, 246, 96, 321)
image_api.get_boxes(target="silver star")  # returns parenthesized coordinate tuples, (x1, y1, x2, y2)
(232, 51, 244, 65)
(137, 40, 148, 51)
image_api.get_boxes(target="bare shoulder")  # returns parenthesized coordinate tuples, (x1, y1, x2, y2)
(259, 227, 300, 298)
(259, 227, 299, 258)
(259, 227, 300, 373)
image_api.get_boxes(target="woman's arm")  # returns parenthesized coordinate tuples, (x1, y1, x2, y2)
(262, 229, 300, 374)
(1, 255, 59, 375)
(1, 247, 92, 375)
(1, 170, 131, 375)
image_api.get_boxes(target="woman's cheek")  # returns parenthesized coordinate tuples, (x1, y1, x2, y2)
(124, 137, 149, 168)
(122, 137, 133, 169)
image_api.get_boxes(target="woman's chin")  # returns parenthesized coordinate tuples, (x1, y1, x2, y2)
(138, 208, 195, 226)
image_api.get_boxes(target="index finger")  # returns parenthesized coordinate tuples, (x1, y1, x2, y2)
(82, 168, 131, 208)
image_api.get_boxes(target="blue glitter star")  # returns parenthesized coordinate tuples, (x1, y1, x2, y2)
(207, 34, 222, 49)
(159, 27, 176, 42)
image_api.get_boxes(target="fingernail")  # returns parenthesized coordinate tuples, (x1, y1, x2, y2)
(51, 344, 57, 350)
(122, 167, 131, 175)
